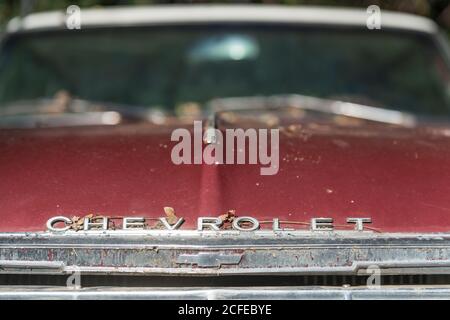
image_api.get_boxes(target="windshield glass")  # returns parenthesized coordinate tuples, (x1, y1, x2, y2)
(0, 25, 450, 116)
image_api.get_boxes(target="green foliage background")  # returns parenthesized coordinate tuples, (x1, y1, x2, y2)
(0, 0, 449, 30)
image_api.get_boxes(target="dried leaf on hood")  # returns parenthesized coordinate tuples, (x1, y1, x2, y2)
(164, 207, 178, 225)
(69, 214, 95, 231)
(219, 209, 236, 223)
(154, 207, 179, 229)
(218, 210, 237, 230)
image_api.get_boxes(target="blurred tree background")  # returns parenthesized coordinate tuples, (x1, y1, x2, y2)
(0, 0, 449, 30)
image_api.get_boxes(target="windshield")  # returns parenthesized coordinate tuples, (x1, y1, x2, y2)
(1, 25, 450, 117)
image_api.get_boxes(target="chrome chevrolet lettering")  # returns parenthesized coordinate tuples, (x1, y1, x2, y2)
(272, 218, 294, 232)
(197, 217, 223, 231)
(159, 217, 185, 230)
(84, 216, 108, 231)
(347, 217, 372, 231)
(46, 216, 72, 232)
(123, 217, 145, 230)
(311, 218, 334, 231)
(232, 216, 260, 231)
(46, 215, 373, 233)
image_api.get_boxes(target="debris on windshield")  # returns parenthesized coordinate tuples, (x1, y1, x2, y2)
(332, 115, 365, 127)
(47, 90, 72, 113)
(175, 102, 202, 119)
(218, 112, 238, 124)
(258, 113, 280, 127)
(280, 124, 312, 142)
(280, 124, 301, 137)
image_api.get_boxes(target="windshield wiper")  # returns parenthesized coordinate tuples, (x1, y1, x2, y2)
(204, 94, 417, 143)
(208, 94, 417, 126)
(0, 97, 167, 128)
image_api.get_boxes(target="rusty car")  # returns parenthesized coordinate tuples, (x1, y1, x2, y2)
(0, 5, 450, 299)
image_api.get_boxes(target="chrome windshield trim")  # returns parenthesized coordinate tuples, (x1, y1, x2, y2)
(7, 5, 438, 35)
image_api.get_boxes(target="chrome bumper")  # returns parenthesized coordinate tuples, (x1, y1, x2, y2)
(2, 231, 450, 300)
(1, 286, 450, 300)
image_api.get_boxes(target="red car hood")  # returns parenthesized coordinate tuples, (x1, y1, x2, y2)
(1, 121, 450, 233)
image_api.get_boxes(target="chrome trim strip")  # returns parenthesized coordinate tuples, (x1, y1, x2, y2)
(1, 232, 450, 276)
(1, 286, 450, 300)
(44, 260, 450, 275)
(0, 260, 64, 269)
(0, 260, 65, 274)
(6, 5, 438, 34)
(176, 252, 243, 267)
(1, 230, 450, 238)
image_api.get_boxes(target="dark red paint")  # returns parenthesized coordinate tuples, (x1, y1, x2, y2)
(1, 120, 450, 233)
